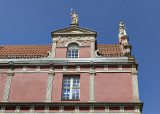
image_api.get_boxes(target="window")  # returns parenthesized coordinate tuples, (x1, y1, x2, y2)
(67, 43, 79, 58)
(62, 76, 80, 100)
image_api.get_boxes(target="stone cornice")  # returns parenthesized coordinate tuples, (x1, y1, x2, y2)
(7, 71, 14, 76)
(131, 71, 138, 75)
(0, 58, 133, 66)
(0, 102, 143, 108)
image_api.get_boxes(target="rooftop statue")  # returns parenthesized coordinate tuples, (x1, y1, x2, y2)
(119, 22, 127, 36)
(70, 9, 78, 25)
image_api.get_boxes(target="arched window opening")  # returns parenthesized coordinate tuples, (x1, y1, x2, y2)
(67, 43, 79, 58)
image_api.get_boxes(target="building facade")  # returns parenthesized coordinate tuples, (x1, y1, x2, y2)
(0, 12, 143, 113)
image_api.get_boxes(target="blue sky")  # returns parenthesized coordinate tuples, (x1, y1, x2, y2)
(0, 0, 160, 113)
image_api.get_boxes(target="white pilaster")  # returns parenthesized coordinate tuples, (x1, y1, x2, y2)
(59, 106, 64, 112)
(2, 72, 14, 102)
(118, 65, 122, 70)
(120, 106, 124, 112)
(51, 39, 57, 58)
(90, 39, 95, 58)
(75, 106, 79, 112)
(29, 106, 34, 113)
(104, 65, 108, 71)
(1, 106, 5, 113)
(89, 70, 95, 102)
(15, 106, 20, 113)
(132, 65, 139, 102)
(89, 106, 94, 112)
(44, 106, 49, 113)
(46, 71, 54, 102)
(105, 106, 109, 112)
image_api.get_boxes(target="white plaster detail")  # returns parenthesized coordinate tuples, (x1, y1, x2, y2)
(51, 40, 57, 58)
(76, 66, 80, 71)
(89, 106, 94, 112)
(29, 106, 34, 113)
(134, 106, 140, 112)
(90, 66, 94, 71)
(105, 106, 109, 112)
(3, 73, 13, 101)
(9, 67, 14, 71)
(132, 65, 136, 71)
(15, 106, 20, 113)
(36, 66, 40, 71)
(132, 73, 139, 101)
(118, 65, 122, 70)
(44, 106, 49, 113)
(1, 106, 5, 113)
(59, 106, 64, 112)
(23, 66, 27, 71)
(75, 106, 79, 112)
(50, 66, 54, 71)
(89, 72, 95, 101)
(46, 73, 54, 102)
(63, 66, 67, 71)
(0, 70, 132, 74)
(90, 39, 95, 58)
(104, 65, 108, 71)
(120, 106, 124, 112)
(65, 41, 82, 46)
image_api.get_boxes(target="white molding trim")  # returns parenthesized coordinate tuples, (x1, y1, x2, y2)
(29, 106, 34, 113)
(0, 70, 132, 73)
(65, 41, 82, 46)
(15, 106, 20, 113)
(59, 106, 64, 112)
(75, 106, 79, 112)
(105, 106, 109, 112)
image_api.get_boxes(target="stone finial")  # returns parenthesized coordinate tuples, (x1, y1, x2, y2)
(119, 22, 127, 36)
(70, 9, 78, 26)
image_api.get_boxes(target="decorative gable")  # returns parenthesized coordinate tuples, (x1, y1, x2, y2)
(51, 26, 97, 37)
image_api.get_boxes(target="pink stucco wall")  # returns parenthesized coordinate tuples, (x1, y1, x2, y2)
(27, 66, 36, 71)
(5, 107, 16, 112)
(55, 48, 67, 58)
(80, 66, 90, 71)
(67, 66, 76, 71)
(14, 67, 23, 71)
(95, 73, 133, 102)
(0, 67, 9, 71)
(94, 107, 105, 112)
(95, 66, 104, 70)
(8, 73, 48, 102)
(40, 66, 50, 71)
(0, 73, 7, 101)
(52, 73, 89, 102)
(50, 107, 59, 112)
(123, 65, 132, 70)
(108, 65, 118, 70)
(54, 66, 63, 71)
(79, 47, 91, 58)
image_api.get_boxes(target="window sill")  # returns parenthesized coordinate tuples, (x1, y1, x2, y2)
(61, 99, 80, 101)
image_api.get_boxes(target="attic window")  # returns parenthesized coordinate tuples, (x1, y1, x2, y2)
(67, 43, 79, 58)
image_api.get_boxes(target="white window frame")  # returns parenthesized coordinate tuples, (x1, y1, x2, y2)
(62, 76, 80, 100)
(67, 44, 79, 58)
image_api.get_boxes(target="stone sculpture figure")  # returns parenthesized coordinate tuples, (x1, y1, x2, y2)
(70, 9, 78, 24)
(119, 22, 127, 36)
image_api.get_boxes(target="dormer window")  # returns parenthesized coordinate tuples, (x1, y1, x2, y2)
(67, 43, 79, 58)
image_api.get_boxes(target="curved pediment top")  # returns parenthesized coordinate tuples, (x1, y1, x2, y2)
(51, 26, 97, 37)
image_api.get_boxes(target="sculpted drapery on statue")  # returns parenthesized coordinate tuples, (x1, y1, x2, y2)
(70, 9, 78, 25)
(119, 22, 127, 36)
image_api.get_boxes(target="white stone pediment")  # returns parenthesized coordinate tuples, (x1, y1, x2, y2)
(51, 26, 97, 37)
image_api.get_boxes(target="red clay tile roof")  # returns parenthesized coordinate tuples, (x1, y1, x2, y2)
(97, 44, 124, 57)
(0, 45, 52, 59)
(0, 44, 123, 59)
